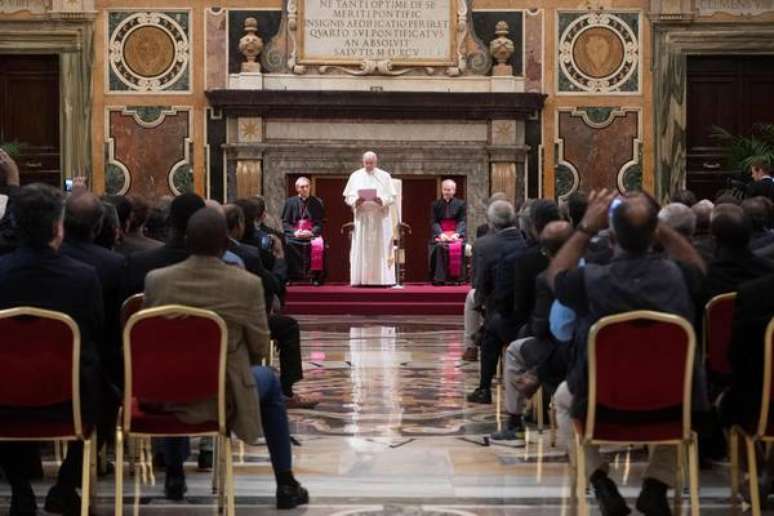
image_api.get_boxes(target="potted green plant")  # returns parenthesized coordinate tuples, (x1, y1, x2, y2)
(711, 123, 774, 177)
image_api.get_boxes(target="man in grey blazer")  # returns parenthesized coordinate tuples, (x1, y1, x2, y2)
(143, 208, 308, 509)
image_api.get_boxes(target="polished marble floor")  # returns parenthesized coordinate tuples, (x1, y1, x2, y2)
(0, 315, 764, 514)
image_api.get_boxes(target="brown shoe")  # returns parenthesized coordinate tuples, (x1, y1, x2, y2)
(461, 347, 478, 362)
(285, 394, 319, 409)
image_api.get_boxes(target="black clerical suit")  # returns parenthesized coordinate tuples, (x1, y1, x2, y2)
(429, 197, 467, 283)
(0, 246, 105, 495)
(281, 195, 325, 282)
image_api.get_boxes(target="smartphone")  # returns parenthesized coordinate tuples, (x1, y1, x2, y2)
(65, 179, 73, 192)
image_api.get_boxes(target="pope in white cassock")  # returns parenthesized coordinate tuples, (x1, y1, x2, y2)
(343, 151, 397, 286)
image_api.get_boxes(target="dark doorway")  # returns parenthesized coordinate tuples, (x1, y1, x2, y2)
(284, 174, 467, 283)
(686, 55, 774, 200)
(0, 55, 61, 187)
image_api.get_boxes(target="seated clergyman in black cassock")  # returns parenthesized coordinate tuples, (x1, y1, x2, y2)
(429, 179, 467, 285)
(281, 176, 326, 284)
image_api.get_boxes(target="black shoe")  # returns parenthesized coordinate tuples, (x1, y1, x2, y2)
(276, 482, 309, 510)
(44, 484, 80, 515)
(9, 485, 37, 516)
(490, 426, 525, 441)
(466, 387, 492, 404)
(197, 450, 213, 471)
(591, 471, 631, 516)
(164, 473, 188, 501)
(636, 477, 671, 515)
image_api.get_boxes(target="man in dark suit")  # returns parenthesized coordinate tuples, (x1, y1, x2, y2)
(468, 200, 527, 404)
(746, 160, 774, 201)
(429, 179, 467, 285)
(60, 192, 126, 386)
(236, 197, 288, 283)
(742, 197, 774, 251)
(124, 193, 205, 296)
(704, 204, 774, 303)
(0, 149, 20, 256)
(224, 204, 316, 409)
(114, 194, 162, 256)
(0, 184, 104, 516)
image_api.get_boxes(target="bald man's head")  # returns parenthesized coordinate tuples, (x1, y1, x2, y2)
(186, 208, 228, 257)
(540, 220, 573, 257)
(65, 192, 103, 242)
(611, 193, 659, 255)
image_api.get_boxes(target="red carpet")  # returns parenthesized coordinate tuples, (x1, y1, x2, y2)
(284, 283, 470, 315)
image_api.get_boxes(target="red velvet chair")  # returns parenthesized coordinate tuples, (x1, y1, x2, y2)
(573, 310, 700, 516)
(704, 292, 736, 378)
(120, 293, 144, 329)
(729, 317, 774, 516)
(0, 307, 95, 516)
(115, 305, 233, 516)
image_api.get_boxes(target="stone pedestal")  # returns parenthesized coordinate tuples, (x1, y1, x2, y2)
(228, 73, 264, 90)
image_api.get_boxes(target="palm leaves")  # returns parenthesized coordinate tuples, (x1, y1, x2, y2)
(711, 123, 774, 177)
(0, 141, 25, 159)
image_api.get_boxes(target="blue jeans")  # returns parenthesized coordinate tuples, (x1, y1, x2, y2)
(161, 366, 292, 475)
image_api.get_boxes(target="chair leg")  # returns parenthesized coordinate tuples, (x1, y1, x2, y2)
(80, 436, 92, 516)
(688, 433, 701, 516)
(128, 438, 136, 477)
(212, 435, 220, 495)
(217, 437, 226, 514)
(535, 388, 545, 433)
(54, 440, 63, 465)
(746, 435, 763, 516)
(575, 433, 590, 516)
(115, 429, 124, 516)
(549, 400, 557, 448)
(238, 439, 245, 465)
(145, 438, 155, 486)
(730, 428, 740, 503)
(674, 443, 685, 516)
(223, 437, 236, 516)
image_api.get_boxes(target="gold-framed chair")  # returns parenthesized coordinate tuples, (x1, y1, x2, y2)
(0, 307, 96, 516)
(704, 292, 737, 379)
(115, 305, 234, 516)
(729, 317, 774, 516)
(573, 310, 700, 516)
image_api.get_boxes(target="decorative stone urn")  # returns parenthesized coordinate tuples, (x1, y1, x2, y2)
(489, 21, 515, 76)
(239, 17, 264, 73)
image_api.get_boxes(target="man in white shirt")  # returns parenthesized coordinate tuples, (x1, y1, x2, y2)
(343, 151, 397, 286)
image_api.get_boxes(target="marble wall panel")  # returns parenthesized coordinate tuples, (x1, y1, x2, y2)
(556, 11, 641, 95)
(106, 107, 192, 199)
(472, 11, 524, 76)
(556, 107, 641, 196)
(523, 9, 544, 93)
(206, 7, 227, 90)
(106, 10, 191, 93)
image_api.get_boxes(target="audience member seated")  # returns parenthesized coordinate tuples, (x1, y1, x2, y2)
(746, 159, 774, 201)
(282, 177, 326, 284)
(114, 194, 162, 255)
(718, 272, 774, 498)
(236, 197, 288, 283)
(691, 199, 716, 263)
(95, 200, 121, 250)
(467, 200, 526, 404)
(491, 220, 573, 440)
(144, 196, 172, 242)
(124, 193, 205, 296)
(142, 207, 309, 509)
(508, 200, 561, 331)
(715, 191, 742, 206)
(671, 188, 698, 207)
(60, 192, 126, 387)
(474, 192, 507, 238)
(0, 184, 105, 516)
(224, 204, 315, 409)
(658, 202, 696, 240)
(703, 203, 774, 302)
(743, 196, 774, 251)
(429, 179, 467, 285)
(547, 190, 706, 516)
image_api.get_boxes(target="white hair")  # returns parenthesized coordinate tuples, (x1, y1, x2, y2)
(658, 202, 696, 238)
(362, 151, 378, 162)
(442, 179, 457, 189)
(295, 176, 311, 187)
(487, 200, 515, 230)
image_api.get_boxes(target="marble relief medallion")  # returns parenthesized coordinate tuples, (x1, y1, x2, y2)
(108, 11, 191, 92)
(557, 12, 639, 94)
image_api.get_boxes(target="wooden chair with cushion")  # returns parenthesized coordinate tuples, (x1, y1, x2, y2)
(116, 305, 234, 516)
(573, 310, 700, 516)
